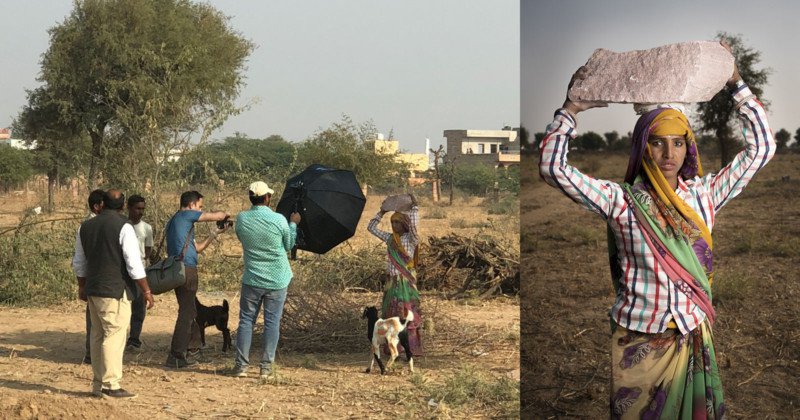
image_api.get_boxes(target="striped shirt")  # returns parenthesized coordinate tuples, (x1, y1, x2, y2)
(367, 206, 420, 277)
(539, 85, 775, 335)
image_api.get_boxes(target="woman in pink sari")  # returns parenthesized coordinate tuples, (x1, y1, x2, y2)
(367, 194, 423, 356)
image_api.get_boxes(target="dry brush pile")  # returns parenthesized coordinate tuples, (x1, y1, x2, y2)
(268, 233, 520, 353)
(417, 234, 520, 299)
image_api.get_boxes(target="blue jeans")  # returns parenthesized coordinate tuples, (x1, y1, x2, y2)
(235, 284, 288, 370)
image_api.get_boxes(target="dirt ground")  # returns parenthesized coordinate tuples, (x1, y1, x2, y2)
(521, 152, 800, 418)
(0, 293, 519, 419)
(0, 192, 520, 419)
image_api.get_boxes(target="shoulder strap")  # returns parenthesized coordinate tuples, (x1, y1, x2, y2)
(153, 215, 172, 260)
(179, 222, 194, 258)
(153, 212, 195, 259)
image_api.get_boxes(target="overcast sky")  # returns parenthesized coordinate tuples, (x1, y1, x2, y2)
(1, 0, 519, 153)
(522, 0, 800, 139)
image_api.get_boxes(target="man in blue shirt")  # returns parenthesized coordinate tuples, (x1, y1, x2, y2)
(165, 190, 230, 368)
(231, 181, 301, 378)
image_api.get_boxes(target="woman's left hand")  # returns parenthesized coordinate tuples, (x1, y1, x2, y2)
(720, 41, 742, 86)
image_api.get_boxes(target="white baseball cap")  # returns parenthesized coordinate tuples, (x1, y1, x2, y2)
(248, 181, 274, 196)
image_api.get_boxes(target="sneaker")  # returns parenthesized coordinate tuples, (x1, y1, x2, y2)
(101, 388, 137, 399)
(229, 365, 248, 378)
(164, 354, 198, 369)
(126, 338, 142, 347)
(125, 343, 141, 353)
(259, 367, 272, 379)
(187, 348, 201, 358)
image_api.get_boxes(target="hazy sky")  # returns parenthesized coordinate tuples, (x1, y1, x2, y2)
(1, 0, 519, 153)
(522, 0, 800, 139)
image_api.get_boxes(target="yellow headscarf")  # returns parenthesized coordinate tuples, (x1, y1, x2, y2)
(642, 109, 712, 251)
(389, 211, 417, 269)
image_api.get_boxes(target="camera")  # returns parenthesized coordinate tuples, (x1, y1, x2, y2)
(216, 216, 234, 229)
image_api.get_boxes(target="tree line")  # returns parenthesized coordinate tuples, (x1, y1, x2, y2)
(521, 127, 800, 154)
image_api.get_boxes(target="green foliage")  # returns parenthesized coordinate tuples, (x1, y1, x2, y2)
(605, 130, 630, 151)
(38, 0, 254, 187)
(12, 87, 89, 184)
(485, 195, 519, 216)
(518, 126, 531, 151)
(181, 134, 296, 185)
(0, 216, 79, 305)
(295, 115, 409, 190)
(794, 128, 800, 149)
(0, 146, 35, 191)
(423, 206, 448, 219)
(453, 164, 497, 196)
(497, 165, 520, 195)
(696, 32, 770, 167)
(573, 131, 605, 151)
(775, 128, 791, 151)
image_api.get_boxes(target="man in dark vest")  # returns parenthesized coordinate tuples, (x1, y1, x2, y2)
(79, 188, 104, 365)
(72, 189, 154, 399)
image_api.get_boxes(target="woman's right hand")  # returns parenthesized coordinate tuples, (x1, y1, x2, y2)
(562, 66, 608, 115)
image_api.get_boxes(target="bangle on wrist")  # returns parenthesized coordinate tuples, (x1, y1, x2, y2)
(728, 79, 745, 91)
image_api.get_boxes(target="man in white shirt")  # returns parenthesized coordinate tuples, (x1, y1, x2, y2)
(81, 189, 105, 365)
(125, 195, 154, 351)
(73, 189, 154, 399)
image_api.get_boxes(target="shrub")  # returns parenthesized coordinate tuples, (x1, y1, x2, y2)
(484, 195, 519, 215)
(0, 214, 79, 305)
(453, 164, 497, 196)
(0, 145, 35, 192)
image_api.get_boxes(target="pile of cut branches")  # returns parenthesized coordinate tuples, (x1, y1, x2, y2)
(278, 291, 366, 352)
(417, 234, 519, 298)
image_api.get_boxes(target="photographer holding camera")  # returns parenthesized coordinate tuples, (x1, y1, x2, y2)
(164, 190, 230, 368)
(229, 181, 300, 378)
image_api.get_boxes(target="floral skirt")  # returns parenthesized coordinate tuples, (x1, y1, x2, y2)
(610, 321, 725, 419)
(381, 275, 423, 356)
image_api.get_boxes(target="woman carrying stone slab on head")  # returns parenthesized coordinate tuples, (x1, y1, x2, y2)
(539, 42, 774, 418)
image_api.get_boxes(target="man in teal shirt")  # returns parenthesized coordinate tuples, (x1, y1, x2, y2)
(232, 181, 301, 378)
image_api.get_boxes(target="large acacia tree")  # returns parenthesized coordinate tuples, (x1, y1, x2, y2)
(38, 0, 254, 189)
(696, 32, 771, 167)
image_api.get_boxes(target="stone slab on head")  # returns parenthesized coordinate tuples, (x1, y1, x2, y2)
(568, 41, 734, 104)
(380, 194, 413, 212)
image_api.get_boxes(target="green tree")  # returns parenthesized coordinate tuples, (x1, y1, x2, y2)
(574, 131, 605, 151)
(793, 128, 800, 149)
(0, 145, 35, 192)
(696, 32, 770, 167)
(612, 131, 632, 152)
(697, 134, 719, 155)
(295, 116, 409, 193)
(182, 133, 296, 185)
(497, 165, 520, 195)
(453, 164, 497, 196)
(603, 131, 618, 146)
(775, 128, 791, 152)
(12, 86, 89, 212)
(518, 126, 531, 152)
(39, 0, 254, 189)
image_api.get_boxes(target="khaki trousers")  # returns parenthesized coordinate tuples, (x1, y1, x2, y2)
(87, 290, 131, 393)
